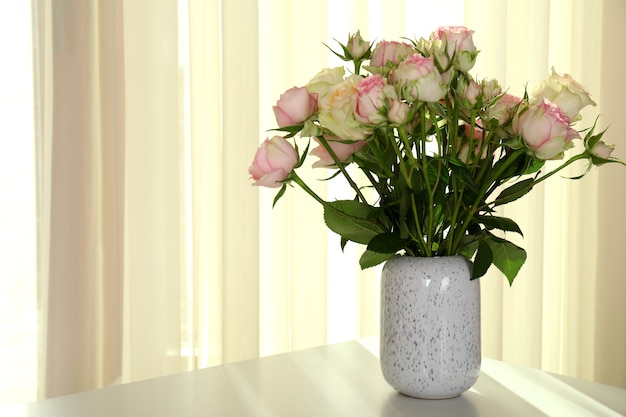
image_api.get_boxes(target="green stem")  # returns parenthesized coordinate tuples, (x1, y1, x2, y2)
(388, 130, 412, 187)
(367, 137, 395, 179)
(317, 136, 368, 204)
(289, 171, 329, 207)
(446, 176, 464, 255)
(449, 148, 527, 253)
(532, 152, 589, 185)
(419, 107, 437, 252)
(410, 197, 430, 256)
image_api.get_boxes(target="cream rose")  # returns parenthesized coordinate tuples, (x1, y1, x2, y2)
(306, 67, 346, 99)
(317, 74, 371, 140)
(346, 30, 370, 60)
(532, 68, 596, 121)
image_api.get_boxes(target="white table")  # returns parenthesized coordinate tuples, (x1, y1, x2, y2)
(2, 339, 625, 416)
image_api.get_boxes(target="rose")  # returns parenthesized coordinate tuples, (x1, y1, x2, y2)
(310, 136, 366, 168)
(387, 99, 409, 124)
(317, 74, 371, 140)
(352, 75, 386, 124)
(459, 78, 480, 107)
(346, 31, 370, 60)
(514, 99, 579, 160)
(390, 54, 446, 103)
(352, 74, 400, 125)
(307, 67, 345, 99)
(532, 68, 596, 121)
(248, 136, 298, 188)
(457, 124, 488, 163)
(590, 140, 615, 162)
(485, 93, 523, 125)
(480, 78, 503, 101)
(272, 86, 318, 128)
(369, 41, 414, 68)
(430, 26, 478, 72)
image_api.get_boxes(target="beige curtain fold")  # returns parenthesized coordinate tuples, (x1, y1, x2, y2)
(32, 0, 625, 400)
(37, 0, 125, 397)
(594, 0, 626, 387)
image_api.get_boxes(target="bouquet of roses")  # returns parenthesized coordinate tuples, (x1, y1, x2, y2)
(248, 26, 621, 284)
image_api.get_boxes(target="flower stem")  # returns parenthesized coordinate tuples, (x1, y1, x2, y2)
(289, 171, 328, 207)
(450, 147, 527, 253)
(317, 136, 368, 204)
(532, 152, 589, 185)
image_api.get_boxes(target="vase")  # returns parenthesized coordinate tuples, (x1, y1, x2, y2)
(380, 255, 481, 399)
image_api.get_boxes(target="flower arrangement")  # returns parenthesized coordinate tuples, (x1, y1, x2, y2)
(248, 26, 622, 284)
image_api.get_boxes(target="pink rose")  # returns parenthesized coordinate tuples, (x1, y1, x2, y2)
(387, 100, 409, 124)
(310, 136, 366, 168)
(249, 136, 298, 188)
(390, 54, 446, 102)
(353, 75, 399, 125)
(273, 86, 318, 128)
(457, 124, 488, 163)
(485, 93, 523, 125)
(514, 99, 579, 160)
(461, 78, 480, 106)
(369, 41, 414, 68)
(431, 26, 477, 72)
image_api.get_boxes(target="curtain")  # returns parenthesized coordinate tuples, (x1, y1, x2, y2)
(28, 0, 626, 401)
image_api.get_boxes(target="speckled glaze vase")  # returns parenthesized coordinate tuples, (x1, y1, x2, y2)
(380, 255, 481, 399)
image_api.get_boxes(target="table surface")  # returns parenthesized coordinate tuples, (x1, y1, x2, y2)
(2, 339, 625, 417)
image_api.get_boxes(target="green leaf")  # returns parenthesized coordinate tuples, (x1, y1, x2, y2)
(270, 124, 303, 138)
(475, 215, 523, 236)
(483, 232, 526, 285)
(523, 158, 545, 175)
(359, 250, 394, 269)
(323, 200, 387, 245)
(367, 233, 411, 254)
(300, 120, 323, 138)
(340, 236, 348, 251)
(493, 178, 534, 206)
(294, 140, 311, 169)
(272, 184, 287, 208)
(447, 156, 478, 191)
(471, 239, 493, 279)
(457, 236, 479, 259)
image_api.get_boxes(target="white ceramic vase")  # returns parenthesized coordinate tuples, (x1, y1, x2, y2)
(380, 255, 481, 399)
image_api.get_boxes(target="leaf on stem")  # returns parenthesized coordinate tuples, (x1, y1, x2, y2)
(323, 200, 387, 245)
(471, 239, 493, 279)
(366, 232, 411, 254)
(475, 215, 523, 235)
(270, 124, 304, 138)
(359, 250, 395, 269)
(483, 231, 526, 285)
(493, 178, 534, 206)
(272, 184, 287, 208)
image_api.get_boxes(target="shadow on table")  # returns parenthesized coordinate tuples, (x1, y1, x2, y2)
(380, 391, 478, 417)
